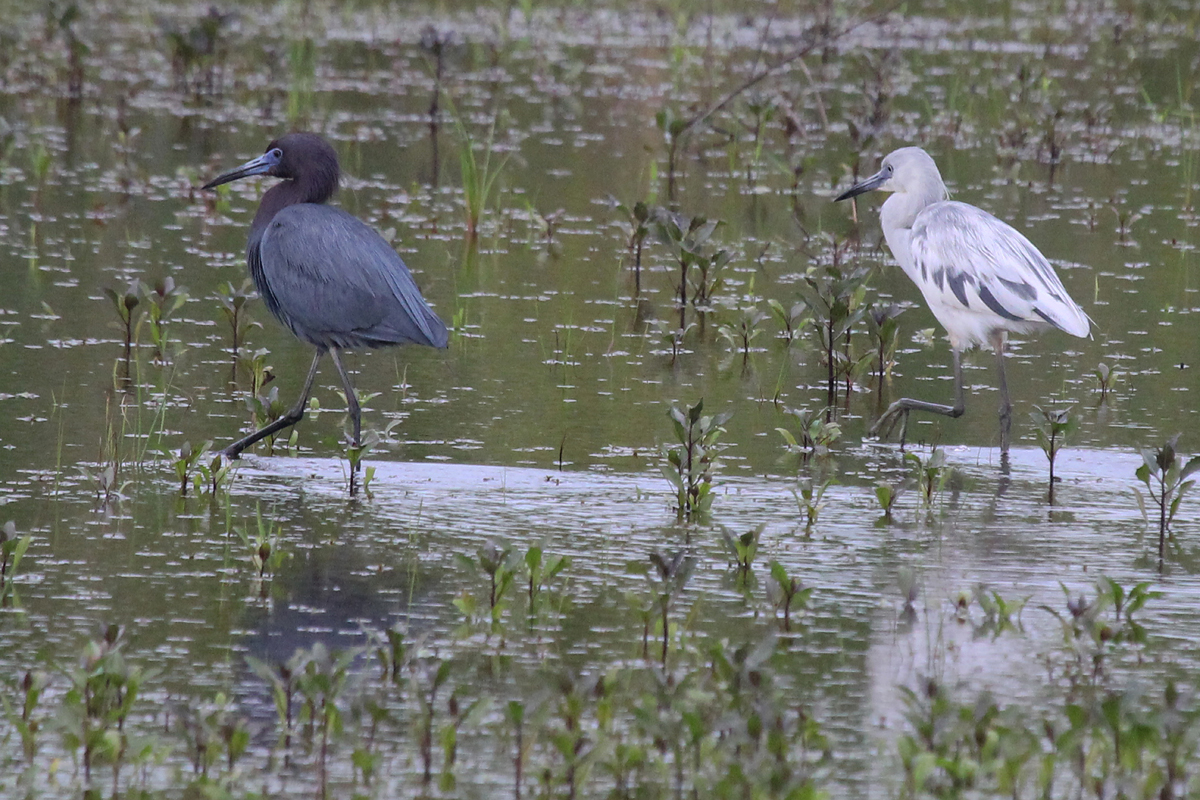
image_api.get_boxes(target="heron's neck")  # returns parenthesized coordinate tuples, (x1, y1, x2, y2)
(249, 175, 337, 238)
(880, 182, 946, 231)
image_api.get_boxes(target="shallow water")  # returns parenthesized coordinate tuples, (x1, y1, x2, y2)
(2, 0, 1200, 796)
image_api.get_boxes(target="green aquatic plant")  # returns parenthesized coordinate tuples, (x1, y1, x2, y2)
(369, 622, 408, 688)
(523, 544, 570, 619)
(236, 504, 288, 587)
(766, 297, 807, 344)
(1031, 405, 1079, 505)
(178, 691, 250, 780)
(44, 0, 87, 96)
(159, 6, 231, 96)
(740, 91, 778, 188)
(971, 586, 1028, 638)
(610, 197, 654, 295)
(141, 277, 188, 363)
(195, 450, 234, 498)
(1093, 362, 1118, 403)
(286, 35, 316, 123)
(792, 473, 835, 534)
(455, 112, 507, 243)
(649, 318, 696, 366)
(104, 279, 143, 381)
(716, 305, 769, 369)
(1, 669, 47, 764)
(765, 560, 811, 632)
(647, 550, 695, 666)
(0, 521, 31, 607)
(660, 399, 732, 519)
(216, 278, 259, 361)
(246, 650, 306, 749)
(171, 439, 209, 497)
(776, 405, 841, 462)
(906, 448, 951, 509)
(1133, 434, 1200, 562)
(865, 302, 904, 398)
(343, 419, 399, 497)
(874, 481, 902, 521)
(409, 655, 453, 788)
(294, 643, 359, 795)
(794, 257, 871, 413)
(721, 523, 764, 583)
(651, 211, 731, 330)
(57, 625, 157, 790)
(455, 541, 519, 631)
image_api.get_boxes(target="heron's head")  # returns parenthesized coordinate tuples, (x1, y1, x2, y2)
(202, 133, 340, 202)
(836, 147, 946, 202)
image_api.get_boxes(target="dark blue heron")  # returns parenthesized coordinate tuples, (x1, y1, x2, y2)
(203, 132, 448, 460)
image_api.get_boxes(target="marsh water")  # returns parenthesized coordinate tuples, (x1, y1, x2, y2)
(2, 0, 1200, 797)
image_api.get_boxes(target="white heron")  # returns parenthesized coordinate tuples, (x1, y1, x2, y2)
(835, 147, 1090, 454)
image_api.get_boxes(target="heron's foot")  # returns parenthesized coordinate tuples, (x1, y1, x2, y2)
(870, 402, 911, 447)
(219, 446, 242, 463)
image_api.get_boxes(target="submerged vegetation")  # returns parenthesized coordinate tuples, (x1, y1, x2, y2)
(1, 0, 1200, 796)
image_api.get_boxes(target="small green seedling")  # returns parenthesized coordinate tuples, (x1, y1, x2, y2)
(792, 473, 835, 534)
(794, 258, 871, 411)
(776, 406, 841, 461)
(1093, 362, 1118, 403)
(716, 306, 769, 369)
(610, 198, 654, 295)
(661, 399, 733, 518)
(972, 586, 1029, 637)
(874, 481, 902, 521)
(905, 448, 950, 508)
(766, 298, 807, 344)
(721, 523, 765, 580)
(104, 278, 143, 378)
(865, 302, 904, 397)
(1133, 434, 1200, 562)
(141, 277, 188, 363)
(216, 278, 259, 359)
(766, 560, 811, 632)
(1031, 405, 1079, 504)
(236, 504, 288, 585)
(524, 545, 570, 617)
(172, 440, 211, 497)
(647, 549, 695, 666)
(0, 521, 32, 606)
(651, 210, 731, 329)
(649, 318, 697, 365)
(455, 541, 519, 630)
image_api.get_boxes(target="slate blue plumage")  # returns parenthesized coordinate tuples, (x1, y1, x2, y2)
(203, 132, 447, 460)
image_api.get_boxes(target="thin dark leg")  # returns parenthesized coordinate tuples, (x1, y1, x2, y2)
(992, 333, 1011, 455)
(871, 349, 966, 447)
(223, 350, 324, 460)
(328, 347, 362, 447)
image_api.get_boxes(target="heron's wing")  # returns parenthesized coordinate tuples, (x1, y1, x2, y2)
(257, 205, 448, 349)
(909, 201, 1090, 339)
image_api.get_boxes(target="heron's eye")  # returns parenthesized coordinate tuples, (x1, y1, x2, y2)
(270, 148, 283, 160)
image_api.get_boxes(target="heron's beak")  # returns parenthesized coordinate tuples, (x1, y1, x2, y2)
(835, 168, 889, 202)
(202, 150, 282, 190)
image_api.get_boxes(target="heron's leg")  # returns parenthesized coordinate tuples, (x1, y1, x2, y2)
(329, 347, 362, 448)
(223, 349, 324, 460)
(871, 349, 966, 446)
(992, 333, 1011, 455)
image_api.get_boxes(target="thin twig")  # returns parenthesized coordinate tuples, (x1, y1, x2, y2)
(674, 2, 899, 141)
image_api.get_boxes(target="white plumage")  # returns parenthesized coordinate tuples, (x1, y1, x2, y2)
(836, 146, 1090, 454)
